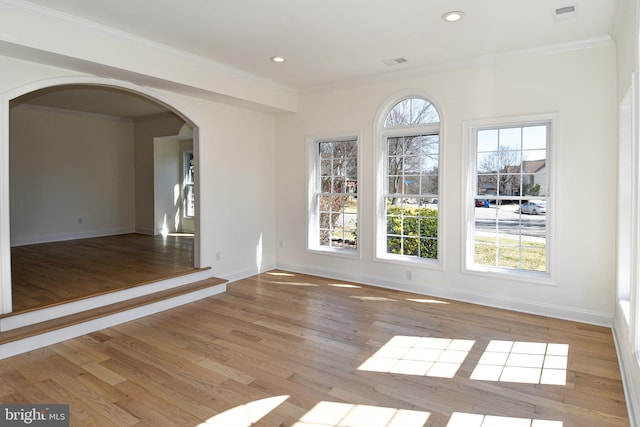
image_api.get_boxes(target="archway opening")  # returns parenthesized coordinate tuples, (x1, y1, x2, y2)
(7, 84, 200, 313)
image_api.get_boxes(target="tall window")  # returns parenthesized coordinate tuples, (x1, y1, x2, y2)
(308, 137, 358, 253)
(466, 116, 552, 276)
(377, 97, 440, 262)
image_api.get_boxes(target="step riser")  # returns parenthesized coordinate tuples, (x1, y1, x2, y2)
(0, 283, 226, 360)
(1, 269, 216, 331)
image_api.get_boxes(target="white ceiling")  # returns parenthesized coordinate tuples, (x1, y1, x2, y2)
(20, 0, 618, 91)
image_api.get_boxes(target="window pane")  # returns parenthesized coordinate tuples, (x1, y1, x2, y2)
(421, 175, 438, 195)
(331, 177, 343, 193)
(478, 152, 498, 173)
(478, 129, 498, 152)
(404, 176, 420, 194)
(320, 177, 331, 192)
(498, 149, 521, 171)
(499, 127, 522, 150)
(523, 126, 547, 150)
(384, 98, 440, 127)
(477, 174, 497, 196)
(500, 174, 521, 197)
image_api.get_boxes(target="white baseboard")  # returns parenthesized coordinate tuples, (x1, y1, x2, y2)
(613, 312, 640, 427)
(276, 262, 613, 327)
(10, 227, 135, 247)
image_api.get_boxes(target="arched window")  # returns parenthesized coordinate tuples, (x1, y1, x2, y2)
(377, 96, 441, 262)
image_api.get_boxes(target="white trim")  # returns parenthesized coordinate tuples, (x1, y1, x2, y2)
(461, 112, 557, 284)
(305, 131, 361, 259)
(0, 98, 10, 313)
(613, 311, 640, 427)
(0, 75, 202, 314)
(617, 76, 636, 332)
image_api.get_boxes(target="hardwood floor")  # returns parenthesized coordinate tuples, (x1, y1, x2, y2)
(10, 233, 197, 313)
(0, 271, 629, 426)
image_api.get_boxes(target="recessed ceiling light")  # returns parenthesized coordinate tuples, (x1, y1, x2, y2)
(442, 11, 464, 22)
(270, 56, 286, 63)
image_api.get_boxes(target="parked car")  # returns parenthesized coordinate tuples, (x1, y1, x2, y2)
(520, 200, 546, 215)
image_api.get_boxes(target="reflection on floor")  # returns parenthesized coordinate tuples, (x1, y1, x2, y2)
(10, 233, 196, 313)
(0, 271, 629, 426)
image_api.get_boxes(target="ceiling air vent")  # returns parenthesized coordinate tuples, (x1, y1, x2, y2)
(554, 3, 577, 20)
(382, 57, 408, 66)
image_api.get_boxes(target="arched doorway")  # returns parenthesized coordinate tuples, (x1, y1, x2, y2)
(0, 78, 200, 314)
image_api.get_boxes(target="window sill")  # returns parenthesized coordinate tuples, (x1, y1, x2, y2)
(463, 265, 554, 286)
(307, 247, 360, 259)
(375, 253, 442, 270)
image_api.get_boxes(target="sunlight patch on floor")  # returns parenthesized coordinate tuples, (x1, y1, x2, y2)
(293, 401, 430, 427)
(350, 296, 397, 302)
(198, 395, 289, 427)
(328, 283, 362, 288)
(405, 298, 449, 304)
(266, 271, 296, 276)
(358, 336, 475, 378)
(447, 412, 562, 427)
(470, 340, 568, 385)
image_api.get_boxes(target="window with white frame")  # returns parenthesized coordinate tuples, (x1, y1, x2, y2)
(466, 116, 551, 275)
(617, 83, 633, 325)
(308, 137, 358, 252)
(377, 97, 440, 262)
(183, 151, 195, 218)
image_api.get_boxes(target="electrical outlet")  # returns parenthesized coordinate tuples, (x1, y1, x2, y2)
(406, 269, 412, 280)
(215, 251, 221, 261)
(77, 217, 83, 225)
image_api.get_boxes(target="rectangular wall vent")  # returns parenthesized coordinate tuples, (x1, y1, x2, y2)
(382, 57, 408, 66)
(554, 3, 577, 20)
(555, 5, 575, 15)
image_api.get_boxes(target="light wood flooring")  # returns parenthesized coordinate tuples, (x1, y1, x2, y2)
(10, 234, 197, 313)
(0, 271, 629, 426)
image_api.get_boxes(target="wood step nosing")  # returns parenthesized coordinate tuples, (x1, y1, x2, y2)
(0, 277, 227, 345)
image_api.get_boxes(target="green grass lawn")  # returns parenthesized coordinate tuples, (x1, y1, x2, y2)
(475, 235, 546, 271)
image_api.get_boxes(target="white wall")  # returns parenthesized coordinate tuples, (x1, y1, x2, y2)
(0, 55, 277, 303)
(276, 44, 618, 326)
(612, 0, 640, 425)
(9, 104, 135, 245)
(134, 113, 185, 235)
